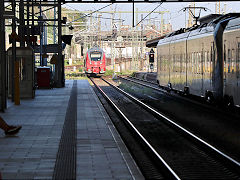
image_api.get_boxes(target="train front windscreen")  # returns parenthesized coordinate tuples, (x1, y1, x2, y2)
(90, 52, 102, 61)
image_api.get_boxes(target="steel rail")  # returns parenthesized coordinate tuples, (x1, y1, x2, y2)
(90, 77, 181, 180)
(128, 75, 158, 84)
(125, 76, 240, 110)
(121, 76, 165, 92)
(102, 77, 240, 172)
(120, 75, 234, 114)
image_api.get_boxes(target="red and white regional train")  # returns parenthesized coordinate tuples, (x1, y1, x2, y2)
(85, 47, 106, 75)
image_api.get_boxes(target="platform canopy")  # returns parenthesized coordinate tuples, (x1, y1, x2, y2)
(3, 0, 237, 3)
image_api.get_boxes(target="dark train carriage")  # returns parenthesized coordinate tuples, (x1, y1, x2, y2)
(85, 47, 106, 75)
(223, 17, 240, 106)
(157, 13, 240, 106)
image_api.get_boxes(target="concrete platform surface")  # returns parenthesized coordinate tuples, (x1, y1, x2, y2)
(0, 80, 143, 180)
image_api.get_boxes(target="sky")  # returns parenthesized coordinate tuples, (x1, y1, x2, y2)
(63, 1, 240, 31)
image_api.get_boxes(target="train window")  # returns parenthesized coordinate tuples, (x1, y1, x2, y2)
(192, 53, 194, 73)
(181, 54, 183, 72)
(237, 43, 240, 76)
(179, 54, 181, 72)
(228, 49, 231, 73)
(199, 52, 202, 74)
(208, 51, 211, 73)
(90, 52, 102, 61)
(211, 46, 213, 62)
(204, 52, 207, 73)
(188, 53, 191, 72)
(174, 54, 177, 72)
(178, 54, 180, 72)
(224, 44, 226, 62)
(196, 52, 198, 74)
(207, 51, 209, 72)
(223, 45, 226, 77)
(196, 53, 198, 74)
(172, 55, 174, 72)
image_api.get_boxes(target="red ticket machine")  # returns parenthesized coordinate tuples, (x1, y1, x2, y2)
(37, 67, 51, 88)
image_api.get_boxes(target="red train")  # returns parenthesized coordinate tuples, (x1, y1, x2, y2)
(85, 47, 106, 75)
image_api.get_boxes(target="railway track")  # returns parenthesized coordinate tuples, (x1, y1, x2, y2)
(90, 77, 240, 180)
(117, 75, 240, 162)
(124, 75, 240, 110)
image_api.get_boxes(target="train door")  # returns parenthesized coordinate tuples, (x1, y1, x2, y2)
(223, 37, 238, 106)
(225, 46, 233, 101)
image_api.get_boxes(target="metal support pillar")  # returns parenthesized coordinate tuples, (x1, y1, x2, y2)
(12, 0, 17, 102)
(132, 1, 134, 27)
(131, 28, 134, 70)
(0, 0, 6, 111)
(110, 5, 114, 69)
(19, 0, 25, 47)
(57, 1, 63, 87)
(161, 14, 163, 36)
(53, 0, 57, 85)
(140, 14, 143, 70)
(26, 0, 30, 46)
(135, 8, 139, 70)
(32, 1, 34, 37)
(43, 15, 48, 66)
(39, 2, 43, 66)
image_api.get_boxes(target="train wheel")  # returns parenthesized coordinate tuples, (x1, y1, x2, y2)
(223, 95, 234, 107)
(167, 83, 172, 92)
(205, 91, 214, 104)
(184, 86, 189, 96)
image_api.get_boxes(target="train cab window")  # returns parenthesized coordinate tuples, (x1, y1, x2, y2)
(90, 52, 102, 61)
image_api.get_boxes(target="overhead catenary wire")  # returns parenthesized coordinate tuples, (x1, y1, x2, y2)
(64, 3, 122, 21)
(69, 3, 113, 24)
(134, 2, 163, 27)
(88, 15, 125, 22)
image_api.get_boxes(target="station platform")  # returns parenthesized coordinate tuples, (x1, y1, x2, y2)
(0, 80, 143, 179)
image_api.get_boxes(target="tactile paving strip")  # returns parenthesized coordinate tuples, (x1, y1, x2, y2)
(53, 80, 77, 179)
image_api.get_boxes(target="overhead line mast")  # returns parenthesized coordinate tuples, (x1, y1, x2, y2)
(215, 1, 221, 14)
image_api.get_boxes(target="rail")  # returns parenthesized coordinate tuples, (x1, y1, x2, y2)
(90, 77, 181, 180)
(101, 77, 240, 173)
